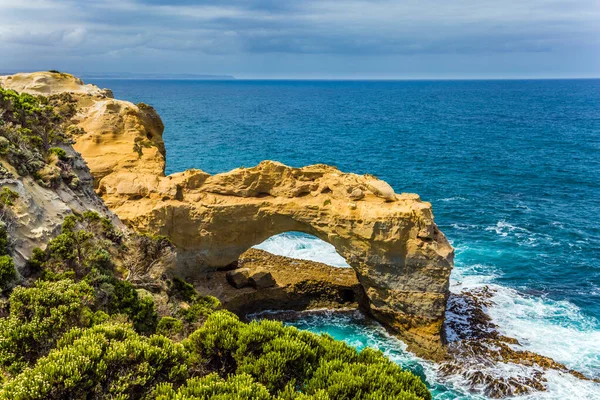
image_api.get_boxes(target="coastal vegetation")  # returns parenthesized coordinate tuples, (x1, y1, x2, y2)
(0, 211, 431, 399)
(0, 87, 79, 188)
(0, 84, 431, 399)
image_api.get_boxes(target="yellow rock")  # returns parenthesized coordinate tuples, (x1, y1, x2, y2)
(1, 72, 455, 358)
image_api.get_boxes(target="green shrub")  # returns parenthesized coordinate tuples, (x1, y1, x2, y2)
(177, 295, 221, 324)
(154, 373, 272, 400)
(0, 223, 10, 256)
(26, 247, 47, 271)
(0, 88, 64, 177)
(0, 255, 16, 291)
(157, 316, 184, 339)
(0, 322, 189, 399)
(169, 276, 197, 303)
(303, 355, 430, 400)
(184, 311, 431, 399)
(48, 146, 67, 161)
(108, 279, 158, 335)
(164, 277, 220, 336)
(0, 279, 94, 374)
(40, 212, 122, 277)
(0, 187, 18, 207)
(82, 210, 123, 243)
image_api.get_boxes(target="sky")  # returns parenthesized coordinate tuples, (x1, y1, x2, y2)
(0, 0, 599, 79)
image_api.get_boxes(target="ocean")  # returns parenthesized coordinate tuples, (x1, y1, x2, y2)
(89, 79, 600, 399)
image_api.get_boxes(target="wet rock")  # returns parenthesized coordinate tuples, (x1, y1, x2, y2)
(226, 268, 251, 289)
(440, 286, 597, 398)
(249, 269, 276, 289)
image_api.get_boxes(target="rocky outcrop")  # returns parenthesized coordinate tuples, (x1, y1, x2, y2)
(0, 72, 112, 97)
(0, 145, 120, 270)
(198, 248, 365, 315)
(0, 72, 454, 359)
(441, 286, 599, 398)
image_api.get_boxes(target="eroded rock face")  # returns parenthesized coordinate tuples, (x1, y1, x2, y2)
(0, 72, 454, 358)
(206, 248, 366, 316)
(0, 146, 120, 271)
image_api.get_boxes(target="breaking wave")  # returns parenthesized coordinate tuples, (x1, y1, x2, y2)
(255, 233, 600, 399)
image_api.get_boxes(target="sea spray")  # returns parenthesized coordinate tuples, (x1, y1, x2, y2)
(253, 231, 350, 267)
(252, 233, 600, 399)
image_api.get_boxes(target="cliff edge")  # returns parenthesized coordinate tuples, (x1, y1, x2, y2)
(0, 71, 454, 359)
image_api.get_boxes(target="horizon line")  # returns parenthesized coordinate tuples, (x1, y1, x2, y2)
(2, 71, 599, 81)
(85, 76, 600, 81)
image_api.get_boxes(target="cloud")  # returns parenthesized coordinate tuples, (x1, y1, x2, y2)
(0, 0, 598, 77)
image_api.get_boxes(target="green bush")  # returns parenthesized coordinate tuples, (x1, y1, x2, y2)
(0, 279, 94, 374)
(154, 373, 272, 399)
(184, 311, 431, 399)
(303, 355, 430, 400)
(26, 247, 47, 272)
(107, 279, 158, 335)
(0, 255, 16, 291)
(168, 277, 221, 325)
(0, 187, 18, 207)
(0, 223, 10, 256)
(157, 317, 184, 340)
(48, 146, 67, 161)
(0, 88, 63, 178)
(40, 212, 122, 277)
(0, 322, 189, 399)
(169, 276, 197, 303)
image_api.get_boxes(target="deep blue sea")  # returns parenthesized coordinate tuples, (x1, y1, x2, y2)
(90, 79, 600, 399)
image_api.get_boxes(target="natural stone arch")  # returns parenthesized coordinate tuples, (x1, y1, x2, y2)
(0, 72, 454, 359)
(106, 162, 454, 358)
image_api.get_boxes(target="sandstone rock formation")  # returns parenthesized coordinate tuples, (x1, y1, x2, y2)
(0, 72, 454, 358)
(201, 248, 366, 316)
(0, 72, 112, 97)
(249, 269, 276, 289)
(226, 268, 251, 289)
(0, 134, 119, 270)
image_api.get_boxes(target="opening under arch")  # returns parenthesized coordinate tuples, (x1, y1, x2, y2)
(252, 231, 350, 268)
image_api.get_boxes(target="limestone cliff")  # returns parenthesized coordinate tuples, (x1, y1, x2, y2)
(0, 74, 120, 271)
(0, 72, 454, 358)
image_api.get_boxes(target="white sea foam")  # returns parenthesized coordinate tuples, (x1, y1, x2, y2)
(253, 231, 350, 267)
(448, 223, 479, 231)
(449, 262, 600, 398)
(484, 220, 560, 247)
(439, 196, 469, 202)
(485, 220, 529, 237)
(253, 230, 600, 398)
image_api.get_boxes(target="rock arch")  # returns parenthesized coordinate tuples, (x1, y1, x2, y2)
(103, 161, 455, 358)
(1, 72, 454, 359)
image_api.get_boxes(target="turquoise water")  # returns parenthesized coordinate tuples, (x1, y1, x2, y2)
(90, 79, 600, 398)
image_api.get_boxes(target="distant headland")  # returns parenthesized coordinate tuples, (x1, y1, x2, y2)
(0, 71, 236, 80)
